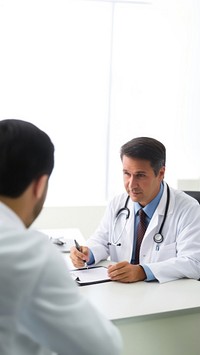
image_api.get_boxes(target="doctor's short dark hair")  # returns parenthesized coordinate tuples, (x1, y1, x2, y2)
(0, 119, 54, 197)
(120, 137, 166, 176)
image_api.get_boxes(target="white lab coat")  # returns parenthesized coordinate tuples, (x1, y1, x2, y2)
(87, 182, 200, 283)
(0, 202, 122, 355)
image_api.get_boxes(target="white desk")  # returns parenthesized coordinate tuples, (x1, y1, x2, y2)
(77, 261, 200, 355)
(39, 228, 84, 244)
(56, 239, 200, 355)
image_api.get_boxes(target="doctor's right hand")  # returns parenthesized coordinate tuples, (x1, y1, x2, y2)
(70, 245, 90, 268)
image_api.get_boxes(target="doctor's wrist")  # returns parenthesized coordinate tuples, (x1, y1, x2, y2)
(135, 265, 147, 281)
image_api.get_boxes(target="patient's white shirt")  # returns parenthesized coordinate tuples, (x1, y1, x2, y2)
(0, 202, 122, 355)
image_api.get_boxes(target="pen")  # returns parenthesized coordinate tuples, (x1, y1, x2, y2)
(74, 239, 88, 269)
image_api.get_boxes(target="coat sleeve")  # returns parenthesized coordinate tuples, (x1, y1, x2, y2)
(20, 242, 123, 355)
(86, 197, 117, 263)
(145, 196, 200, 283)
(86, 194, 128, 264)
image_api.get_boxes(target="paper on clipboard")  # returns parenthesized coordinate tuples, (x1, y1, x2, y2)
(70, 266, 111, 286)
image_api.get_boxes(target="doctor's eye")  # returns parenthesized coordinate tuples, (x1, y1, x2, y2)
(135, 173, 146, 179)
(123, 171, 131, 177)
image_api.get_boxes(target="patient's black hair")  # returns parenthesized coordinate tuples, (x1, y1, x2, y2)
(0, 119, 54, 197)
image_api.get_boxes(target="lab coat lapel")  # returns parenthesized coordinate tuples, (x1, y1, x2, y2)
(120, 198, 135, 261)
(143, 183, 169, 242)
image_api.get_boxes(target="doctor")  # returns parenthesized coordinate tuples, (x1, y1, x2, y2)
(70, 137, 200, 283)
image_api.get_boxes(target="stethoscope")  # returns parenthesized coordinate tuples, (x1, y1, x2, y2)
(107, 184, 170, 247)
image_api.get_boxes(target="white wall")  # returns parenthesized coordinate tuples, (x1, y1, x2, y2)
(1, 0, 200, 209)
(32, 205, 106, 239)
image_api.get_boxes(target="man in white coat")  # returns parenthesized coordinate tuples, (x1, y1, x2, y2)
(0, 119, 122, 355)
(70, 137, 200, 284)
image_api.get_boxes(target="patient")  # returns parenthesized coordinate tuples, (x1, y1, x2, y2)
(0, 119, 122, 355)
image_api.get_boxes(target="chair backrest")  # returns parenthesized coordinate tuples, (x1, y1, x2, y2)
(184, 191, 200, 204)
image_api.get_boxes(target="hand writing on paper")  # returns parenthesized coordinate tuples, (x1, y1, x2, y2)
(108, 262, 146, 283)
(70, 244, 89, 268)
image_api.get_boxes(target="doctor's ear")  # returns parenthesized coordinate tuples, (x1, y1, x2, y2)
(33, 175, 49, 199)
(159, 166, 165, 180)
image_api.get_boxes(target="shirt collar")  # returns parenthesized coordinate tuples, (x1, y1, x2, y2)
(134, 182, 164, 219)
(0, 201, 26, 230)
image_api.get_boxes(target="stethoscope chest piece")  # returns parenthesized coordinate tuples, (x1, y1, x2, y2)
(153, 233, 164, 244)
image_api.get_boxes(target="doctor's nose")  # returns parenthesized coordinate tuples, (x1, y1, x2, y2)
(128, 175, 138, 188)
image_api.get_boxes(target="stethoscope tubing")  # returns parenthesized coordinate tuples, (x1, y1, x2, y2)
(108, 183, 170, 246)
(153, 183, 170, 243)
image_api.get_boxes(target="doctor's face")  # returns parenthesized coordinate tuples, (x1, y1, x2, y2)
(122, 156, 165, 207)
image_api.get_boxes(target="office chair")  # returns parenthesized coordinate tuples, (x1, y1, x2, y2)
(184, 191, 200, 204)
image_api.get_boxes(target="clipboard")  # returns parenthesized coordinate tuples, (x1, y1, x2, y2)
(70, 266, 111, 286)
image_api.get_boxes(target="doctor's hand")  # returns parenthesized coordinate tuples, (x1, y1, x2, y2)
(108, 261, 146, 283)
(70, 245, 90, 268)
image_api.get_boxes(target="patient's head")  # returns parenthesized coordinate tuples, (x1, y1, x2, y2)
(0, 119, 54, 198)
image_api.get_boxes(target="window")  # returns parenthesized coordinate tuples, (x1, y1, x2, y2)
(107, 0, 200, 198)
